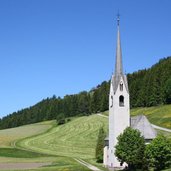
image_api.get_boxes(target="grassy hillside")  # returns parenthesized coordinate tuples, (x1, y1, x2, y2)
(0, 119, 91, 171)
(0, 106, 170, 170)
(131, 104, 171, 129)
(0, 115, 108, 171)
(0, 120, 54, 147)
(17, 115, 108, 159)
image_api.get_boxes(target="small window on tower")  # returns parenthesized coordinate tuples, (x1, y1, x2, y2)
(110, 95, 113, 108)
(119, 95, 124, 106)
(120, 83, 123, 91)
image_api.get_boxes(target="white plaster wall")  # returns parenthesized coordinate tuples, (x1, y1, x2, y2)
(103, 146, 108, 167)
(108, 76, 130, 168)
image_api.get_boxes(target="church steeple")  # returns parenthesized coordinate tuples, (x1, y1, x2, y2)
(115, 14, 123, 76)
(105, 15, 130, 169)
(112, 15, 129, 94)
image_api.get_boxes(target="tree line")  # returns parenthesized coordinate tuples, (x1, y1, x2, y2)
(128, 56, 171, 107)
(0, 56, 171, 129)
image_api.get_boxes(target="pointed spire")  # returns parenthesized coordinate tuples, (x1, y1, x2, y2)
(115, 14, 123, 76)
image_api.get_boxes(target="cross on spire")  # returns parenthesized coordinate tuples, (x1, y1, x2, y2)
(117, 13, 120, 26)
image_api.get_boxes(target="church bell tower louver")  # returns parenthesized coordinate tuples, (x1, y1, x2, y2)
(108, 15, 130, 168)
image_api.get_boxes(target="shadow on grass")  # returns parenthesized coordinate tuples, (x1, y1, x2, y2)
(0, 148, 50, 158)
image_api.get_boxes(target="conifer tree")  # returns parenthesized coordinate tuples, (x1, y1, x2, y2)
(165, 78, 171, 104)
(95, 127, 106, 163)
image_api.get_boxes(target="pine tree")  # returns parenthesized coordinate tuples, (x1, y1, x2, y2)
(95, 127, 106, 163)
(165, 78, 171, 104)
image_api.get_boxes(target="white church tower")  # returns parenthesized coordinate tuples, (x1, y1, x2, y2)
(108, 16, 130, 168)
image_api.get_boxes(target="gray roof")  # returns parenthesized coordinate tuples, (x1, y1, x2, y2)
(105, 115, 157, 141)
(104, 135, 109, 141)
(131, 115, 157, 140)
(112, 75, 129, 94)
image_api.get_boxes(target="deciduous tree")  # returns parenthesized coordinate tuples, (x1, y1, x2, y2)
(145, 134, 171, 171)
(115, 127, 146, 170)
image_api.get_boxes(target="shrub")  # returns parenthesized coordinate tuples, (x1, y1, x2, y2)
(56, 113, 65, 125)
(66, 118, 71, 122)
(115, 127, 146, 170)
(145, 134, 171, 171)
(57, 119, 66, 125)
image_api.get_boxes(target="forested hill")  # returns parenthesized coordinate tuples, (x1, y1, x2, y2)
(0, 56, 171, 129)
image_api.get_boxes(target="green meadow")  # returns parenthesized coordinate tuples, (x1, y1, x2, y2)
(17, 115, 108, 159)
(0, 115, 108, 171)
(0, 120, 53, 147)
(131, 104, 171, 129)
(0, 105, 170, 170)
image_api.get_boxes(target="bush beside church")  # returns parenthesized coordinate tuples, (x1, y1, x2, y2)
(114, 127, 171, 171)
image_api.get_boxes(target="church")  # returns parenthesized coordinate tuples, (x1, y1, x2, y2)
(103, 17, 157, 169)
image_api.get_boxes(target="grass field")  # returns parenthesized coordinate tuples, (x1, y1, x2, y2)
(17, 115, 108, 159)
(0, 105, 170, 170)
(0, 156, 90, 171)
(0, 115, 108, 171)
(131, 104, 171, 129)
(0, 120, 54, 147)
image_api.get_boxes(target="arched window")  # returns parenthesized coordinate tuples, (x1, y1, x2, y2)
(119, 95, 124, 106)
(120, 83, 123, 91)
(110, 95, 113, 108)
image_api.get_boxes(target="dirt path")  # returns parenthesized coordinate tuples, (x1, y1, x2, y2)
(0, 162, 51, 170)
(152, 124, 171, 133)
(97, 114, 108, 118)
(74, 158, 102, 171)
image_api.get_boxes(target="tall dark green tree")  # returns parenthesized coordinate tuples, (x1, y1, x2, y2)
(95, 127, 106, 163)
(100, 81, 109, 112)
(78, 91, 90, 115)
(165, 78, 171, 104)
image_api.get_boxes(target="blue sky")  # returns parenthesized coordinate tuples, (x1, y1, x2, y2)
(0, 0, 171, 117)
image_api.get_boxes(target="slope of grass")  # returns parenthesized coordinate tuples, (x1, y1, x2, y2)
(0, 119, 92, 170)
(164, 169, 171, 171)
(17, 115, 108, 159)
(131, 104, 171, 129)
(16, 113, 171, 171)
(0, 105, 171, 170)
(157, 130, 171, 140)
(0, 120, 54, 147)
